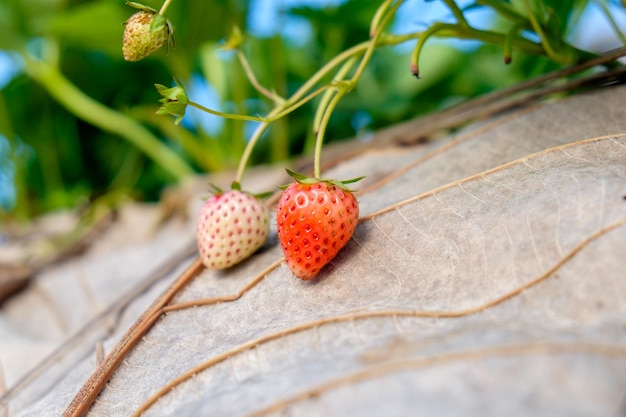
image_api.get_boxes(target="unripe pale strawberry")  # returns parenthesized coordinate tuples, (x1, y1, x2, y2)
(123, 10, 170, 62)
(196, 190, 270, 270)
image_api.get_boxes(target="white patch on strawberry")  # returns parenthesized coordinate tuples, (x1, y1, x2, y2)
(196, 190, 270, 270)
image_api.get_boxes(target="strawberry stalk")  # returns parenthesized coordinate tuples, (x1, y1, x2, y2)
(159, 0, 173, 15)
(310, 0, 400, 179)
(313, 89, 346, 179)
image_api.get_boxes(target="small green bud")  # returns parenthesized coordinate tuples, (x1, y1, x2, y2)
(155, 80, 189, 124)
(222, 26, 244, 50)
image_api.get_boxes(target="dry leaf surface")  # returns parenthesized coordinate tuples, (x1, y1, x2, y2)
(1, 85, 625, 417)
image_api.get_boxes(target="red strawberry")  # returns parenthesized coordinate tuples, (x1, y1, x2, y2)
(276, 171, 361, 280)
(196, 188, 270, 270)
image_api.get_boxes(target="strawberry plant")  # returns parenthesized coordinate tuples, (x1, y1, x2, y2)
(2, 0, 621, 222)
(0, 1, 623, 416)
(131, 0, 624, 273)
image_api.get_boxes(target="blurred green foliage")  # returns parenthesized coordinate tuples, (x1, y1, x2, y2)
(0, 0, 622, 221)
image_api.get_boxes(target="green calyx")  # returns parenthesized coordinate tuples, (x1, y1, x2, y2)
(281, 168, 364, 191)
(125, 1, 158, 14)
(204, 182, 272, 201)
(155, 77, 188, 124)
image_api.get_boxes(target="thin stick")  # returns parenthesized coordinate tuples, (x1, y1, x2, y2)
(237, 50, 284, 104)
(62, 258, 204, 417)
(159, 0, 173, 15)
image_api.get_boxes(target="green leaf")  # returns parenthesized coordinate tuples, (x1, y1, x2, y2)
(125, 2, 157, 13)
(283, 169, 364, 191)
(339, 176, 365, 185)
(285, 168, 312, 182)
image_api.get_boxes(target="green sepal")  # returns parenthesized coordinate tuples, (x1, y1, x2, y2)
(285, 168, 319, 185)
(252, 191, 274, 200)
(232, 181, 273, 200)
(126, 1, 157, 13)
(282, 169, 364, 192)
(328, 177, 365, 192)
(150, 13, 168, 33)
(150, 14, 176, 53)
(209, 183, 224, 194)
(337, 176, 365, 185)
(155, 77, 188, 125)
(203, 181, 273, 201)
(285, 168, 309, 181)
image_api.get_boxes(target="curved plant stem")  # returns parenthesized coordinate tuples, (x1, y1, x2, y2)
(159, 0, 173, 15)
(232, 83, 335, 184)
(410, 22, 456, 77)
(597, 0, 626, 44)
(232, 44, 372, 184)
(521, 1, 556, 56)
(188, 101, 266, 122)
(411, 22, 549, 76)
(476, 0, 526, 22)
(369, 0, 394, 37)
(227, 35, 423, 182)
(24, 56, 194, 180)
(227, 0, 593, 185)
(228, 37, 402, 181)
(313, 57, 358, 134)
(504, 20, 528, 64)
(235, 122, 270, 184)
(442, 0, 469, 27)
(237, 50, 284, 104)
(311, 0, 402, 179)
(313, 90, 346, 179)
(270, 84, 334, 122)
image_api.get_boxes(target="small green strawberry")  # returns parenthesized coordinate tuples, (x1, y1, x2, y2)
(196, 186, 270, 270)
(122, 2, 174, 62)
(276, 170, 361, 280)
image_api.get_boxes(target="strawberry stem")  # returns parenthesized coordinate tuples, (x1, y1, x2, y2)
(159, 0, 173, 15)
(313, 89, 346, 179)
(311, 0, 400, 180)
